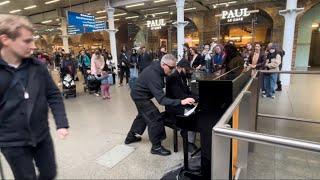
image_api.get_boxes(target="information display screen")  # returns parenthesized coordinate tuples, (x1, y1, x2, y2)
(67, 11, 107, 35)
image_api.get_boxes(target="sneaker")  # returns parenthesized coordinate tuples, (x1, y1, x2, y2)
(151, 146, 171, 156)
(124, 134, 141, 144)
(271, 95, 275, 99)
(276, 87, 282, 91)
(262, 94, 267, 98)
(95, 93, 100, 97)
(118, 84, 123, 87)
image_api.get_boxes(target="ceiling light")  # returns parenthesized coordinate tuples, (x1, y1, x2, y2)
(45, 0, 60, 5)
(141, 8, 159, 12)
(184, 7, 196, 11)
(96, 16, 106, 20)
(213, 5, 217, 8)
(114, 19, 120, 21)
(312, 23, 319, 28)
(41, 20, 52, 24)
(125, 16, 139, 19)
(228, 1, 237, 4)
(0, 1, 10, 6)
(154, 11, 169, 15)
(24, 5, 37, 10)
(225, 4, 229, 7)
(154, 0, 168, 3)
(125, 3, 144, 8)
(170, 12, 173, 15)
(56, 18, 60, 21)
(114, 13, 127, 17)
(147, 11, 169, 16)
(9, 9, 21, 13)
(96, 10, 106, 14)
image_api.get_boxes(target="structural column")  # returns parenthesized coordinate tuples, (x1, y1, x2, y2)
(105, 3, 118, 71)
(60, 17, 70, 53)
(175, 0, 188, 61)
(279, 0, 303, 85)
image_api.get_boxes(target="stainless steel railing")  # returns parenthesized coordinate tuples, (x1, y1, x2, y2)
(211, 70, 320, 179)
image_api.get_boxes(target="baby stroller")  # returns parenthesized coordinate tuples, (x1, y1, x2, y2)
(84, 73, 100, 94)
(62, 74, 77, 99)
(60, 56, 77, 99)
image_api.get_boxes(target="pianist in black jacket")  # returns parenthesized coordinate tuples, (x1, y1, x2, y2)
(125, 54, 195, 156)
(165, 59, 199, 152)
(165, 59, 197, 115)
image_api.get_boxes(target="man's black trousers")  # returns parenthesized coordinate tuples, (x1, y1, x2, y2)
(1, 135, 57, 180)
(129, 99, 166, 146)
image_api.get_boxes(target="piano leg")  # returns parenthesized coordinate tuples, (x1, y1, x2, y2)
(181, 130, 189, 171)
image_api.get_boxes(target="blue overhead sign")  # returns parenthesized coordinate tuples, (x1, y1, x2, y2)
(67, 11, 107, 35)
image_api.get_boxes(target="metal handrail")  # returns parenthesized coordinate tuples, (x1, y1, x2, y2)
(212, 69, 320, 179)
(214, 127, 320, 153)
(259, 70, 320, 74)
(258, 113, 320, 125)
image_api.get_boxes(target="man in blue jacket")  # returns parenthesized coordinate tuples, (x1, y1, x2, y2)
(125, 54, 195, 156)
(0, 15, 69, 180)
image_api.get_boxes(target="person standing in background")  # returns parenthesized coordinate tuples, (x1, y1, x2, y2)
(137, 45, 152, 73)
(0, 14, 69, 180)
(118, 46, 130, 86)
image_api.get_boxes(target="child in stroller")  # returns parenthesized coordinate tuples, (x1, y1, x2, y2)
(60, 53, 77, 98)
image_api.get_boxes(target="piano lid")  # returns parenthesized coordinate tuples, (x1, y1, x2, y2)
(192, 67, 243, 81)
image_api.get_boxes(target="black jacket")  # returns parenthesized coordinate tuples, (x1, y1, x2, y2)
(248, 51, 266, 70)
(129, 54, 138, 68)
(138, 52, 153, 72)
(131, 61, 180, 106)
(118, 52, 130, 70)
(191, 54, 205, 68)
(0, 58, 69, 147)
(165, 70, 197, 115)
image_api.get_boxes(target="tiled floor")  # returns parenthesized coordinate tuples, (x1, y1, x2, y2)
(0, 73, 319, 179)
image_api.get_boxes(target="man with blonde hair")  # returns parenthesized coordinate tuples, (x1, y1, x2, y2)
(0, 14, 69, 180)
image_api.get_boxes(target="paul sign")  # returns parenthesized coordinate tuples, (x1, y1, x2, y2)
(222, 8, 251, 23)
(147, 19, 166, 30)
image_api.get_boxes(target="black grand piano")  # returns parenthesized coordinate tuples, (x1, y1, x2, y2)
(175, 67, 251, 179)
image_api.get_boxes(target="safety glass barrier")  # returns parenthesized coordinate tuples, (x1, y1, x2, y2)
(211, 70, 320, 179)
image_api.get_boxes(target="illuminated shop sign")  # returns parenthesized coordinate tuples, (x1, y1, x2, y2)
(221, 8, 252, 23)
(147, 19, 166, 30)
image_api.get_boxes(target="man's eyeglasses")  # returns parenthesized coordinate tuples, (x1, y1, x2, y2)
(164, 63, 176, 70)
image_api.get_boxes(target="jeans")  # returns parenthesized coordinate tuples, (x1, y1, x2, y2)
(264, 73, 277, 97)
(101, 84, 110, 97)
(1, 135, 57, 180)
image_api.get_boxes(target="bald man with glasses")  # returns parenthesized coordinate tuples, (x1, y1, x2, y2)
(125, 54, 195, 156)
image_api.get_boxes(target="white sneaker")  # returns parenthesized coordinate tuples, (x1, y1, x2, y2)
(262, 94, 267, 98)
(271, 95, 275, 99)
(95, 93, 100, 97)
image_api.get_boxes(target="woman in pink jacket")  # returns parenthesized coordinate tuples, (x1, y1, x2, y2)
(91, 50, 105, 96)
(91, 50, 105, 76)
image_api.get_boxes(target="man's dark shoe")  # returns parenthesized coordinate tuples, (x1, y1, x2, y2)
(151, 146, 171, 156)
(124, 135, 141, 144)
(276, 87, 282, 91)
